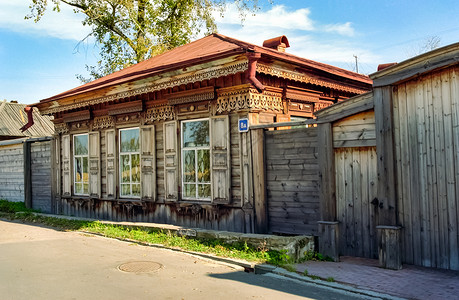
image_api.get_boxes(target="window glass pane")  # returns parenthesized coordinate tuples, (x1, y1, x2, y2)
(132, 184, 141, 197)
(75, 157, 82, 182)
(184, 184, 196, 198)
(197, 149, 210, 182)
(183, 150, 195, 182)
(83, 183, 89, 195)
(131, 154, 140, 183)
(183, 120, 209, 147)
(75, 183, 82, 194)
(120, 128, 140, 152)
(74, 135, 88, 155)
(198, 184, 211, 198)
(121, 154, 130, 183)
(82, 157, 89, 183)
(121, 184, 130, 196)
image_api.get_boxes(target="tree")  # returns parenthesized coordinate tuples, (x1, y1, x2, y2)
(27, 0, 262, 82)
(407, 35, 441, 59)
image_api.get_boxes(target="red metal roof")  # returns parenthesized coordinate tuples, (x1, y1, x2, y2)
(39, 33, 371, 104)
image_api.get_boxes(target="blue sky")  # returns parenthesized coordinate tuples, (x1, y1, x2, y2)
(1, 0, 459, 104)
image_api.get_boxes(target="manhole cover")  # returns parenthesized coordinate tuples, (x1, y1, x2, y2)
(118, 261, 162, 273)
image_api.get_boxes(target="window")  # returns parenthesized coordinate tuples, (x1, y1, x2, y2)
(181, 119, 211, 200)
(119, 128, 140, 198)
(73, 134, 89, 195)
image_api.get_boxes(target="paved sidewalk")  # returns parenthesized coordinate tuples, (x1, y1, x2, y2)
(294, 256, 459, 300)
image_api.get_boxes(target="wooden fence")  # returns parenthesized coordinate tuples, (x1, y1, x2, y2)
(265, 127, 320, 235)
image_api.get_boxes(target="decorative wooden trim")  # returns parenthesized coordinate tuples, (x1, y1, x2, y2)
(145, 105, 175, 123)
(62, 110, 90, 123)
(92, 116, 115, 130)
(168, 86, 215, 105)
(257, 63, 369, 94)
(54, 123, 69, 134)
(285, 87, 322, 103)
(108, 100, 143, 116)
(216, 84, 283, 113)
(41, 61, 248, 115)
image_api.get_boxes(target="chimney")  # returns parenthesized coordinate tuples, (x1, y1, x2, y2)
(263, 35, 290, 52)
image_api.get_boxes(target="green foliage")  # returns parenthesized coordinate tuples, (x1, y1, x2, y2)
(302, 269, 308, 276)
(299, 251, 333, 262)
(326, 277, 335, 282)
(27, 0, 264, 81)
(0, 200, 35, 213)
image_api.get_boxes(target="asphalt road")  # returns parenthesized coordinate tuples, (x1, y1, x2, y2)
(0, 219, 377, 300)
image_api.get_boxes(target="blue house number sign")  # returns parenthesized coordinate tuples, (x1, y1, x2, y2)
(238, 118, 249, 133)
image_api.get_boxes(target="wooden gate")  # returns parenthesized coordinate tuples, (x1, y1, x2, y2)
(335, 146, 378, 258)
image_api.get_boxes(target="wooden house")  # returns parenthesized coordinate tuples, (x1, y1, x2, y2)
(0, 100, 54, 212)
(316, 42, 459, 271)
(28, 34, 371, 233)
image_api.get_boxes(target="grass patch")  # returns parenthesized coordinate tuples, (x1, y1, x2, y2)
(0, 200, 291, 266)
(299, 250, 334, 262)
(326, 277, 335, 282)
(0, 200, 36, 214)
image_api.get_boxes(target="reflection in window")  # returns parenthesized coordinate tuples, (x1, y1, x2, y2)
(182, 119, 211, 200)
(119, 128, 140, 197)
(74, 134, 89, 195)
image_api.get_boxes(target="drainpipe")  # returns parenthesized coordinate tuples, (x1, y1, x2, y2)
(246, 52, 265, 93)
(20, 106, 35, 132)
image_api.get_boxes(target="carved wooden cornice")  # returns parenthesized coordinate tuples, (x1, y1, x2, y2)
(41, 61, 248, 115)
(145, 105, 175, 123)
(167, 86, 215, 105)
(216, 84, 283, 113)
(257, 63, 369, 94)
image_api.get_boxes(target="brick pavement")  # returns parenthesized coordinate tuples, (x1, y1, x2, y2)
(294, 256, 459, 300)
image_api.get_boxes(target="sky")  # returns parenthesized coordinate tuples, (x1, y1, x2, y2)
(1, 1, 459, 104)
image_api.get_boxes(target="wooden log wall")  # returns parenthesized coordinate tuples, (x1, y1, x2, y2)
(0, 144, 24, 202)
(265, 127, 320, 235)
(392, 67, 459, 270)
(30, 141, 53, 213)
(57, 111, 251, 232)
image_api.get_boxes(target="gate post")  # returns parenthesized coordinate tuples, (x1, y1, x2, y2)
(377, 226, 402, 270)
(317, 122, 338, 261)
(318, 221, 339, 261)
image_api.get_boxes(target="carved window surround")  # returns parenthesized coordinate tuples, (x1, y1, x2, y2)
(216, 84, 284, 114)
(145, 105, 175, 123)
(92, 116, 115, 130)
(41, 60, 248, 115)
(257, 63, 369, 95)
(54, 122, 69, 134)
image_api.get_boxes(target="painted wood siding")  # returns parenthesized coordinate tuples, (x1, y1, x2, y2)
(0, 144, 24, 202)
(265, 127, 319, 235)
(393, 67, 459, 270)
(31, 141, 52, 213)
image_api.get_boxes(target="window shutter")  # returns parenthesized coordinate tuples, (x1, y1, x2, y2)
(105, 129, 116, 199)
(62, 134, 71, 197)
(164, 121, 178, 201)
(210, 115, 231, 203)
(140, 125, 156, 201)
(88, 132, 100, 198)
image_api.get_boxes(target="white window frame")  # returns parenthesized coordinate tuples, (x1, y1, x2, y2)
(73, 133, 89, 196)
(119, 127, 141, 199)
(181, 118, 211, 201)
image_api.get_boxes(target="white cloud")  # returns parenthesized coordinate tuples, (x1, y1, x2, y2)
(214, 4, 380, 73)
(215, 5, 315, 31)
(323, 22, 355, 37)
(0, 1, 90, 41)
